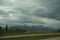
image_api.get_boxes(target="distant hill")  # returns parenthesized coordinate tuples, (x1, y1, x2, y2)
(8, 25, 60, 30)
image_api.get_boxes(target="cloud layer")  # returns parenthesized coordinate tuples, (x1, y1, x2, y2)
(0, 0, 60, 28)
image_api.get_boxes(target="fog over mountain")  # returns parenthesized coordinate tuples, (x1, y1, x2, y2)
(0, 0, 60, 29)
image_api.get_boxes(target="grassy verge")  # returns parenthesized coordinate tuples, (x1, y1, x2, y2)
(0, 29, 60, 36)
(1, 35, 60, 40)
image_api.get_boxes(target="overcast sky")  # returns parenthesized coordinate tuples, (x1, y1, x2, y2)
(0, 0, 60, 27)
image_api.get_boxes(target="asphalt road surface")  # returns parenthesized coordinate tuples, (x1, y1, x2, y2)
(0, 33, 60, 39)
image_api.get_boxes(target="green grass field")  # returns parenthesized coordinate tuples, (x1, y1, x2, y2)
(0, 29, 60, 36)
(1, 35, 60, 40)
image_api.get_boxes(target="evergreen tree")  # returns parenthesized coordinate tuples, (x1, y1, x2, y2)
(0, 27, 2, 36)
(6, 24, 8, 31)
(0, 27, 2, 30)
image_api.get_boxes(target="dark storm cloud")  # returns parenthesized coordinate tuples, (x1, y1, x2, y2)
(0, 10, 11, 19)
(44, 0, 60, 21)
(0, 0, 60, 27)
(33, 0, 60, 20)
